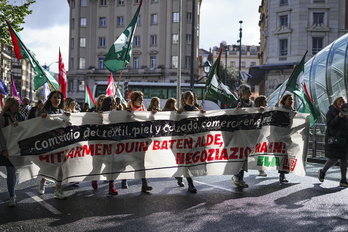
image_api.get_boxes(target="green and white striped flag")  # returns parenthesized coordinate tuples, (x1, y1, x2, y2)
(104, 0, 143, 72)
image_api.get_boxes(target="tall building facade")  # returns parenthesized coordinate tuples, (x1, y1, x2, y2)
(254, 0, 348, 96)
(67, 0, 202, 103)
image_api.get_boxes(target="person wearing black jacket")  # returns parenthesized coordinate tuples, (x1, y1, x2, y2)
(318, 96, 348, 187)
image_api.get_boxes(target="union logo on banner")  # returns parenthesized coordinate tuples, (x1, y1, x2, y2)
(282, 156, 297, 171)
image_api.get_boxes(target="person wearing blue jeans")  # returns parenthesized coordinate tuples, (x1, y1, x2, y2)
(0, 96, 25, 207)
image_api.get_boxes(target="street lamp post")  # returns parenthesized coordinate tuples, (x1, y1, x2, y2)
(42, 61, 58, 71)
(194, 60, 211, 83)
(238, 20, 243, 86)
(225, 45, 228, 85)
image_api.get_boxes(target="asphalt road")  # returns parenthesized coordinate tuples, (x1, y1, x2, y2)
(1, 162, 348, 232)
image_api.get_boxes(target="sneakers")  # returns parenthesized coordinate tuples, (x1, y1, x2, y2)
(318, 169, 325, 182)
(258, 170, 267, 177)
(340, 179, 348, 187)
(54, 190, 67, 200)
(38, 182, 46, 195)
(232, 175, 249, 188)
(8, 196, 16, 207)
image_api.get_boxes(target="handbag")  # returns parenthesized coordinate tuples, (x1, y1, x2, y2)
(328, 136, 346, 148)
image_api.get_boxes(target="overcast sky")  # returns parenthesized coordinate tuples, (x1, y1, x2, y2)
(11, 0, 261, 73)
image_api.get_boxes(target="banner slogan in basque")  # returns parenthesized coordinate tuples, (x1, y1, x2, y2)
(2, 108, 310, 184)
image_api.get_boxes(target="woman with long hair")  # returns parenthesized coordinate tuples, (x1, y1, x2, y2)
(126, 91, 153, 194)
(91, 96, 119, 195)
(177, 91, 205, 193)
(0, 96, 25, 207)
(63, 97, 79, 113)
(162, 98, 178, 111)
(38, 90, 68, 199)
(319, 96, 348, 187)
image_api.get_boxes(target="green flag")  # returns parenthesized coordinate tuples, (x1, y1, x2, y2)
(285, 51, 320, 126)
(6, 20, 59, 90)
(104, 0, 143, 72)
(205, 48, 237, 108)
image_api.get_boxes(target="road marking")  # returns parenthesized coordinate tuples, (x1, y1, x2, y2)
(194, 180, 242, 193)
(26, 192, 62, 215)
(0, 171, 6, 178)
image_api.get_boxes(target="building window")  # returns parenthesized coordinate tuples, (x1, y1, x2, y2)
(137, 15, 141, 25)
(70, 38, 74, 48)
(313, 12, 324, 25)
(172, 56, 178, 68)
(279, 15, 288, 27)
(118, 0, 124, 5)
(99, 58, 105, 69)
(80, 38, 86, 47)
(185, 56, 191, 69)
(173, 12, 179, 23)
(79, 58, 85, 69)
(117, 16, 124, 26)
(230, 61, 236, 67)
(71, 0, 75, 8)
(279, 39, 288, 56)
(187, 12, 192, 23)
(99, 37, 106, 47)
(100, 0, 107, 6)
(79, 80, 85, 92)
(241, 61, 246, 68)
(80, 17, 86, 27)
(150, 35, 157, 46)
(99, 17, 106, 27)
(134, 0, 140, 3)
(81, 0, 87, 6)
(150, 56, 156, 69)
(250, 62, 256, 67)
(134, 36, 140, 46)
(172, 34, 179, 44)
(312, 37, 324, 54)
(151, 0, 158, 2)
(71, 18, 75, 29)
(186, 34, 192, 44)
(280, 0, 288, 4)
(70, 58, 74, 69)
(68, 80, 74, 91)
(151, 14, 158, 25)
(134, 57, 140, 69)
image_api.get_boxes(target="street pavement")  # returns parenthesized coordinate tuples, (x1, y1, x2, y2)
(1, 162, 348, 232)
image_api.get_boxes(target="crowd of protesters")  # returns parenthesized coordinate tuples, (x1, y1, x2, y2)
(1, 83, 341, 208)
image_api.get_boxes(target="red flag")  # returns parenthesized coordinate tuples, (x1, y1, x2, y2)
(302, 82, 312, 102)
(6, 20, 24, 60)
(58, 48, 67, 98)
(106, 73, 115, 96)
(85, 84, 96, 108)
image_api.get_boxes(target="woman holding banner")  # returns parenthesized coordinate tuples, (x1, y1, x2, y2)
(37, 90, 68, 200)
(177, 91, 205, 193)
(91, 96, 119, 195)
(0, 96, 25, 207)
(127, 91, 153, 194)
(318, 96, 348, 187)
(231, 84, 254, 188)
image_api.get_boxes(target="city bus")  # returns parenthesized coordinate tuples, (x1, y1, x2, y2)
(93, 81, 220, 110)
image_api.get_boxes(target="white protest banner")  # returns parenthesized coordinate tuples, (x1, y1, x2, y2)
(3, 108, 310, 184)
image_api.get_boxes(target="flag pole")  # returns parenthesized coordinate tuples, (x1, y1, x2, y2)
(6, 20, 58, 90)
